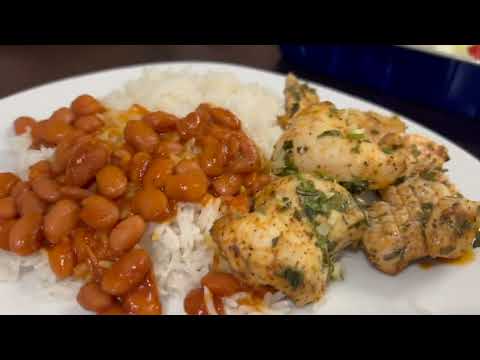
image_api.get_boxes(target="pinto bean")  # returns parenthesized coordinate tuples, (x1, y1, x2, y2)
(9, 213, 43, 256)
(101, 249, 151, 296)
(0, 197, 17, 220)
(80, 195, 120, 230)
(109, 215, 146, 254)
(44, 200, 79, 244)
(71, 95, 104, 116)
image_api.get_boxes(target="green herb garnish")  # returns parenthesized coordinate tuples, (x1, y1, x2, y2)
(411, 145, 421, 158)
(347, 129, 366, 141)
(440, 245, 456, 256)
(278, 197, 292, 212)
(420, 203, 434, 225)
(272, 236, 280, 248)
(383, 248, 405, 261)
(317, 129, 342, 139)
(382, 147, 395, 155)
(340, 180, 369, 194)
(281, 268, 304, 289)
(420, 170, 438, 182)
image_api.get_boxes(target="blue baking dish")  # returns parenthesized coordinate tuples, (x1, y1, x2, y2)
(280, 45, 480, 119)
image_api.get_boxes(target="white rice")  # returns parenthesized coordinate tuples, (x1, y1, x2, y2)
(0, 68, 290, 315)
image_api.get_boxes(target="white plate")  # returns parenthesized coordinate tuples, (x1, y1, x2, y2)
(0, 62, 479, 315)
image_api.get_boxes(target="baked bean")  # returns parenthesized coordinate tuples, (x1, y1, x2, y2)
(80, 195, 120, 230)
(77, 282, 115, 313)
(59, 186, 92, 201)
(143, 111, 178, 133)
(44, 200, 79, 244)
(0, 219, 16, 251)
(48, 239, 76, 279)
(56, 175, 67, 185)
(143, 158, 174, 189)
(0, 173, 20, 198)
(99, 305, 126, 315)
(201, 272, 242, 297)
(211, 174, 242, 196)
(174, 159, 202, 175)
(158, 131, 181, 143)
(228, 134, 260, 174)
(71, 227, 94, 263)
(9, 213, 43, 256)
(131, 188, 168, 222)
(207, 122, 232, 141)
(71, 95, 104, 116)
(209, 107, 241, 130)
(31, 177, 60, 203)
(35, 117, 75, 146)
(155, 141, 184, 158)
(123, 284, 162, 315)
(164, 172, 208, 203)
(111, 147, 132, 171)
(16, 190, 46, 216)
(96, 165, 128, 199)
(109, 215, 146, 253)
(65, 140, 110, 187)
(101, 248, 151, 296)
(195, 103, 212, 122)
(51, 134, 92, 175)
(128, 152, 151, 185)
(14, 116, 36, 135)
(198, 136, 227, 177)
(243, 173, 271, 195)
(124, 120, 160, 153)
(0, 197, 17, 220)
(50, 107, 75, 124)
(176, 112, 206, 140)
(225, 133, 241, 160)
(73, 115, 104, 133)
(11, 181, 30, 200)
(184, 288, 224, 315)
(28, 160, 52, 181)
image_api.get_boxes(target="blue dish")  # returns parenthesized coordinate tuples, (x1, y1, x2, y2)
(280, 45, 480, 119)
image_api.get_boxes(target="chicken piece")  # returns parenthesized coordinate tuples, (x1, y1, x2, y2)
(271, 101, 449, 190)
(254, 174, 366, 252)
(338, 108, 406, 144)
(211, 174, 366, 305)
(278, 74, 320, 128)
(211, 211, 328, 306)
(279, 74, 406, 139)
(273, 75, 449, 190)
(271, 102, 408, 190)
(401, 134, 450, 178)
(426, 197, 479, 259)
(363, 172, 479, 274)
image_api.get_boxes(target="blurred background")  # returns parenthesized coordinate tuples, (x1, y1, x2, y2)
(0, 45, 479, 156)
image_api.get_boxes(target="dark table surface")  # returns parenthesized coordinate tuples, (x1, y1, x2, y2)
(1, 45, 479, 159)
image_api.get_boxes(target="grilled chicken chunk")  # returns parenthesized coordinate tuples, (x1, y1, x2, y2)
(363, 172, 479, 274)
(272, 76, 449, 190)
(211, 174, 365, 305)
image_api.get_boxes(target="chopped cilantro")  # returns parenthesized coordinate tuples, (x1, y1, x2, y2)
(383, 248, 405, 261)
(340, 180, 369, 194)
(411, 145, 421, 158)
(272, 236, 280, 248)
(346, 129, 366, 141)
(281, 268, 304, 289)
(318, 129, 342, 138)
